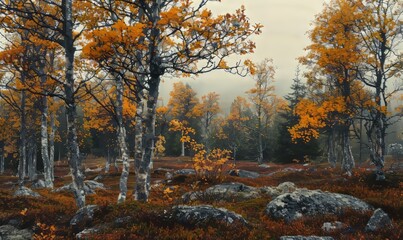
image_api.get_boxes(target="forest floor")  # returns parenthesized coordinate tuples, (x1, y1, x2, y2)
(0, 156, 402, 239)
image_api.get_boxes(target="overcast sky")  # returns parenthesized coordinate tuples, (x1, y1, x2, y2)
(159, 0, 328, 109)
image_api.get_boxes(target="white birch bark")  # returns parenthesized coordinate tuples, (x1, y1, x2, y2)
(49, 111, 56, 181)
(64, 0, 85, 208)
(115, 70, 130, 203)
(134, 98, 144, 200)
(41, 100, 52, 187)
(180, 139, 185, 157)
(39, 60, 53, 188)
(341, 127, 355, 176)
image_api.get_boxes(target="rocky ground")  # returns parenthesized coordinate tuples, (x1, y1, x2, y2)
(0, 156, 402, 239)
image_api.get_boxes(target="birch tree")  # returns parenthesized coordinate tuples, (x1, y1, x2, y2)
(0, 0, 92, 208)
(194, 92, 221, 154)
(246, 59, 276, 164)
(83, 0, 261, 201)
(356, 0, 403, 180)
(297, 0, 366, 175)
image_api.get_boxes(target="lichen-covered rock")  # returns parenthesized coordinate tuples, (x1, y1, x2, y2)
(365, 208, 392, 232)
(174, 169, 196, 175)
(70, 205, 99, 232)
(259, 182, 298, 198)
(205, 182, 260, 201)
(266, 189, 372, 222)
(260, 182, 296, 197)
(13, 186, 41, 198)
(276, 182, 297, 193)
(182, 182, 260, 203)
(0, 225, 33, 240)
(229, 169, 260, 178)
(280, 236, 334, 240)
(168, 205, 248, 226)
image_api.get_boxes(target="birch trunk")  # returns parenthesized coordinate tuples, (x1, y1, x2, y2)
(64, 0, 85, 208)
(115, 69, 130, 203)
(327, 128, 337, 168)
(257, 132, 263, 165)
(134, 99, 144, 200)
(0, 155, 4, 174)
(135, 88, 157, 201)
(341, 127, 354, 176)
(180, 139, 185, 157)
(366, 117, 386, 180)
(49, 111, 56, 181)
(40, 86, 52, 188)
(27, 140, 37, 181)
(105, 147, 110, 173)
(18, 87, 27, 187)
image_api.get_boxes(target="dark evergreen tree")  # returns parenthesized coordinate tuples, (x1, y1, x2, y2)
(275, 67, 321, 163)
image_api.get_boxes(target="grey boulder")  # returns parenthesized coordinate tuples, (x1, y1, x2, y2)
(182, 182, 260, 203)
(0, 225, 33, 240)
(168, 205, 248, 226)
(266, 189, 372, 222)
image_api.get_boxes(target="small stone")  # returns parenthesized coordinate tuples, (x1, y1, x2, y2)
(259, 164, 271, 168)
(321, 221, 346, 232)
(154, 168, 174, 174)
(13, 186, 41, 198)
(365, 208, 392, 232)
(165, 172, 173, 180)
(228, 169, 260, 178)
(174, 169, 196, 175)
(76, 227, 101, 239)
(85, 167, 103, 173)
(31, 179, 47, 189)
(280, 236, 334, 240)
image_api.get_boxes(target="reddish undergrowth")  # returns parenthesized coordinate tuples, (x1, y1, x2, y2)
(0, 157, 401, 239)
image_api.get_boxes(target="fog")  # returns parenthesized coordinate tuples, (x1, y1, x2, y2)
(159, 0, 328, 110)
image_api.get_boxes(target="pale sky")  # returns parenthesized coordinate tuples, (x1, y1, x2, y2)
(159, 0, 328, 109)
